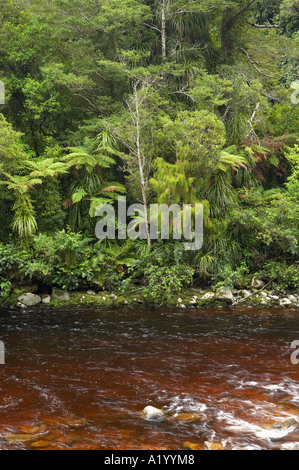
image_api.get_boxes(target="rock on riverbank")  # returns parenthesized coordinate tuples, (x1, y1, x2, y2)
(5, 276, 299, 310)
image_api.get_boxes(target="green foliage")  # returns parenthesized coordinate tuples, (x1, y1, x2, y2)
(284, 144, 299, 202)
(267, 104, 299, 136)
(122, 242, 194, 301)
(212, 262, 250, 290)
(0, 114, 27, 173)
(259, 260, 299, 290)
(33, 230, 95, 290)
(0, 0, 297, 295)
(0, 231, 95, 291)
(0, 277, 12, 299)
(142, 261, 194, 302)
(90, 240, 137, 291)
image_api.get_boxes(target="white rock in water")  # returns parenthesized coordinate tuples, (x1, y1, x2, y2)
(42, 295, 51, 304)
(280, 298, 292, 306)
(142, 406, 165, 422)
(17, 302, 28, 309)
(288, 295, 297, 303)
(18, 292, 41, 307)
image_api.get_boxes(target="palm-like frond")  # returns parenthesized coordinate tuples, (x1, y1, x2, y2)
(25, 158, 68, 178)
(0, 174, 43, 193)
(97, 129, 123, 157)
(71, 188, 88, 204)
(89, 197, 116, 218)
(217, 150, 248, 172)
(63, 147, 115, 171)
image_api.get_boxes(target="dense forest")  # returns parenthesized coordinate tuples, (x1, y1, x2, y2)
(0, 0, 298, 304)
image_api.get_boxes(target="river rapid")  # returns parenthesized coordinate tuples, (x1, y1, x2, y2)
(0, 306, 299, 450)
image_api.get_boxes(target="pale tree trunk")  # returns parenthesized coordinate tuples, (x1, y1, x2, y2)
(132, 81, 151, 248)
(161, 0, 167, 62)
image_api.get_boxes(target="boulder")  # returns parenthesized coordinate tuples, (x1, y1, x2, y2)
(201, 292, 215, 301)
(280, 298, 292, 307)
(241, 289, 251, 298)
(17, 302, 28, 309)
(271, 295, 280, 301)
(215, 287, 234, 304)
(142, 406, 165, 422)
(288, 295, 298, 304)
(251, 277, 265, 289)
(42, 295, 51, 305)
(52, 288, 70, 301)
(87, 290, 96, 297)
(17, 293, 41, 307)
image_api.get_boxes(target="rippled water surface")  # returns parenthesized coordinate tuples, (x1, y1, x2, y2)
(0, 306, 299, 450)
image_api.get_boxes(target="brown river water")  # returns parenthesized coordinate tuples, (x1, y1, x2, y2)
(0, 305, 299, 450)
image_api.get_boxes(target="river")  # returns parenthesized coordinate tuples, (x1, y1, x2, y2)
(0, 305, 299, 450)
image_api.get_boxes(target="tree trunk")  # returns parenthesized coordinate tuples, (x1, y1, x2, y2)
(161, 0, 167, 62)
(133, 83, 151, 247)
(220, 1, 257, 63)
(220, 6, 235, 63)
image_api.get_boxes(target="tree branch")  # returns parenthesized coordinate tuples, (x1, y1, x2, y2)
(232, 0, 257, 20)
(142, 22, 161, 33)
(247, 20, 279, 29)
(240, 48, 282, 78)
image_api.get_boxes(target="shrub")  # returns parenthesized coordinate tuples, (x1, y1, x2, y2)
(122, 242, 194, 302)
(259, 260, 299, 291)
(0, 230, 95, 291)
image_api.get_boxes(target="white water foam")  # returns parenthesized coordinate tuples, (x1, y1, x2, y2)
(217, 409, 298, 442)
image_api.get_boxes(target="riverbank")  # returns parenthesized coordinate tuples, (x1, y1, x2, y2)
(3, 281, 299, 311)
